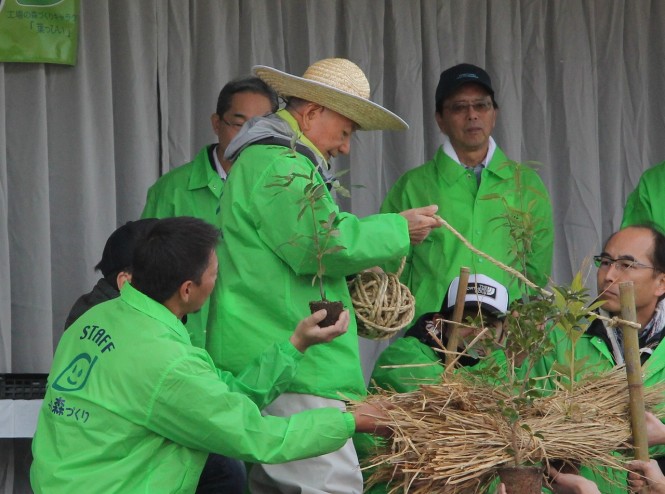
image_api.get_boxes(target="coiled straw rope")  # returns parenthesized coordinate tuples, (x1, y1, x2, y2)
(349, 257, 415, 340)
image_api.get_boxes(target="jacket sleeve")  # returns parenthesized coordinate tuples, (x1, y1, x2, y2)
(146, 353, 356, 463)
(141, 182, 173, 219)
(213, 341, 303, 409)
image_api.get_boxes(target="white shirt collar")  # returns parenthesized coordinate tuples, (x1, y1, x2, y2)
(443, 135, 497, 169)
(212, 144, 228, 180)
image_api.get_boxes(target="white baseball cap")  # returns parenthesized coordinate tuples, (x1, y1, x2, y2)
(444, 274, 509, 315)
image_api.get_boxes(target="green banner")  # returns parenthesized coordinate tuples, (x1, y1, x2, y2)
(0, 0, 79, 65)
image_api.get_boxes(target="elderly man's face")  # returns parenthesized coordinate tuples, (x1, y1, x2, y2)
(303, 106, 355, 161)
(596, 227, 665, 327)
(435, 83, 496, 156)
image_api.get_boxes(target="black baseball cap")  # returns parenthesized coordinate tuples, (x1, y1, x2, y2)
(435, 63, 494, 110)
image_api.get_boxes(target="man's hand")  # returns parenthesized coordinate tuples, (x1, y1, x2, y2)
(627, 459, 665, 493)
(399, 205, 444, 245)
(289, 309, 349, 353)
(645, 411, 665, 446)
(352, 401, 392, 437)
(547, 466, 600, 494)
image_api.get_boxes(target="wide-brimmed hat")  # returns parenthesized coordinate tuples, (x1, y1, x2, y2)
(253, 58, 408, 131)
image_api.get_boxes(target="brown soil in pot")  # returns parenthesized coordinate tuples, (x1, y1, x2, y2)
(309, 300, 344, 327)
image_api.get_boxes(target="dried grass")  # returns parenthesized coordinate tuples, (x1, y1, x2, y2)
(360, 366, 664, 493)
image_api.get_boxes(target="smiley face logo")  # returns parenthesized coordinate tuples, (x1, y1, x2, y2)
(52, 353, 98, 392)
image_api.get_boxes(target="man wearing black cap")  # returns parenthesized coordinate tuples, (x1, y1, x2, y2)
(381, 63, 554, 321)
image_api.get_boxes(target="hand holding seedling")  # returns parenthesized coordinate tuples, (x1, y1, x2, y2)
(289, 309, 350, 353)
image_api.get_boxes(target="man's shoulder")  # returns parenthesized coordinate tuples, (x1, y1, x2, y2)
(149, 148, 211, 192)
(640, 160, 665, 182)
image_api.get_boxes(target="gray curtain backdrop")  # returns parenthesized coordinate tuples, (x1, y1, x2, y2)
(2, 1, 664, 491)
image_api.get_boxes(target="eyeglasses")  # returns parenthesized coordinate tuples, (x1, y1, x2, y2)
(444, 100, 494, 115)
(220, 117, 245, 130)
(593, 255, 656, 272)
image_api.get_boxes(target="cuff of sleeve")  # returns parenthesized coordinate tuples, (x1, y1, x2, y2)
(278, 341, 305, 361)
(342, 412, 357, 435)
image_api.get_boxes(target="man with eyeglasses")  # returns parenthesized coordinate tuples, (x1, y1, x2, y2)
(526, 224, 665, 492)
(381, 63, 554, 320)
(141, 76, 278, 348)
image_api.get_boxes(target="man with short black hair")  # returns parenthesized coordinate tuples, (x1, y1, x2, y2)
(31, 217, 387, 494)
(381, 63, 554, 321)
(141, 76, 278, 348)
(64, 218, 158, 329)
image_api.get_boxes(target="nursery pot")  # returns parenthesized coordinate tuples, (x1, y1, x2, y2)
(309, 300, 344, 327)
(497, 466, 543, 494)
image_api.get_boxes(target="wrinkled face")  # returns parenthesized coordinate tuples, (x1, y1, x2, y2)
(212, 91, 274, 154)
(304, 107, 356, 161)
(596, 227, 665, 327)
(435, 83, 497, 156)
(187, 251, 218, 314)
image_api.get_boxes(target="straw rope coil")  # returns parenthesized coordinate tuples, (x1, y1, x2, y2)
(349, 257, 415, 340)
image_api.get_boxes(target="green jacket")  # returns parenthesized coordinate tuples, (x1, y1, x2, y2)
(622, 160, 665, 232)
(141, 145, 223, 349)
(381, 146, 554, 320)
(31, 283, 355, 494)
(208, 112, 410, 400)
(371, 336, 443, 392)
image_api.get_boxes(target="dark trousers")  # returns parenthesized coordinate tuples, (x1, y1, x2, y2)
(196, 453, 247, 494)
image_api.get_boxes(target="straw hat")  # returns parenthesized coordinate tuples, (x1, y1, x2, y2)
(253, 58, 408, 131)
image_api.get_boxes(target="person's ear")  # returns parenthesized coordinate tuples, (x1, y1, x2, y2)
(655, 271, 665, 299)
(434, 111, 447, 135)
(179, 280, 193, 303)
(211, 113, 222, 137)
(300, 103, 323, 131)
(116, 271, 132, 290)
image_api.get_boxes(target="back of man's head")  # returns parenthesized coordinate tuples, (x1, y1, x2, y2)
(131, 217, 220, 303)
(216, 76, 279, 117)
(95, 218, 159, 288)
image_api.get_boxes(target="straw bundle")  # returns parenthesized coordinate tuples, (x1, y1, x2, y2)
(349, 258, 415, 340)
(360, 366, 664, 493)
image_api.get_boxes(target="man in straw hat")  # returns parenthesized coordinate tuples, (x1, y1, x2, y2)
(381, 62, 554, 322)
(205, 58, 443, 493)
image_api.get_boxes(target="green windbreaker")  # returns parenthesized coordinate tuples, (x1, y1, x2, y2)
(207, 112, 410, 400)
(141, 145, 223, 349)
(381, 146, 554, 320)
(31, 283, 355, 494)
(622, 160, 665, 232)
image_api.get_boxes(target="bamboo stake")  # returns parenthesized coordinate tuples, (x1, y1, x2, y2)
(619, 281, 649, 462)
(445, 267, 471, 370)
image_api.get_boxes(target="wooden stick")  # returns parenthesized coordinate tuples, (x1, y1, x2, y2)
(445, 267, 471, 370)
(619, 281, 649, 462)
